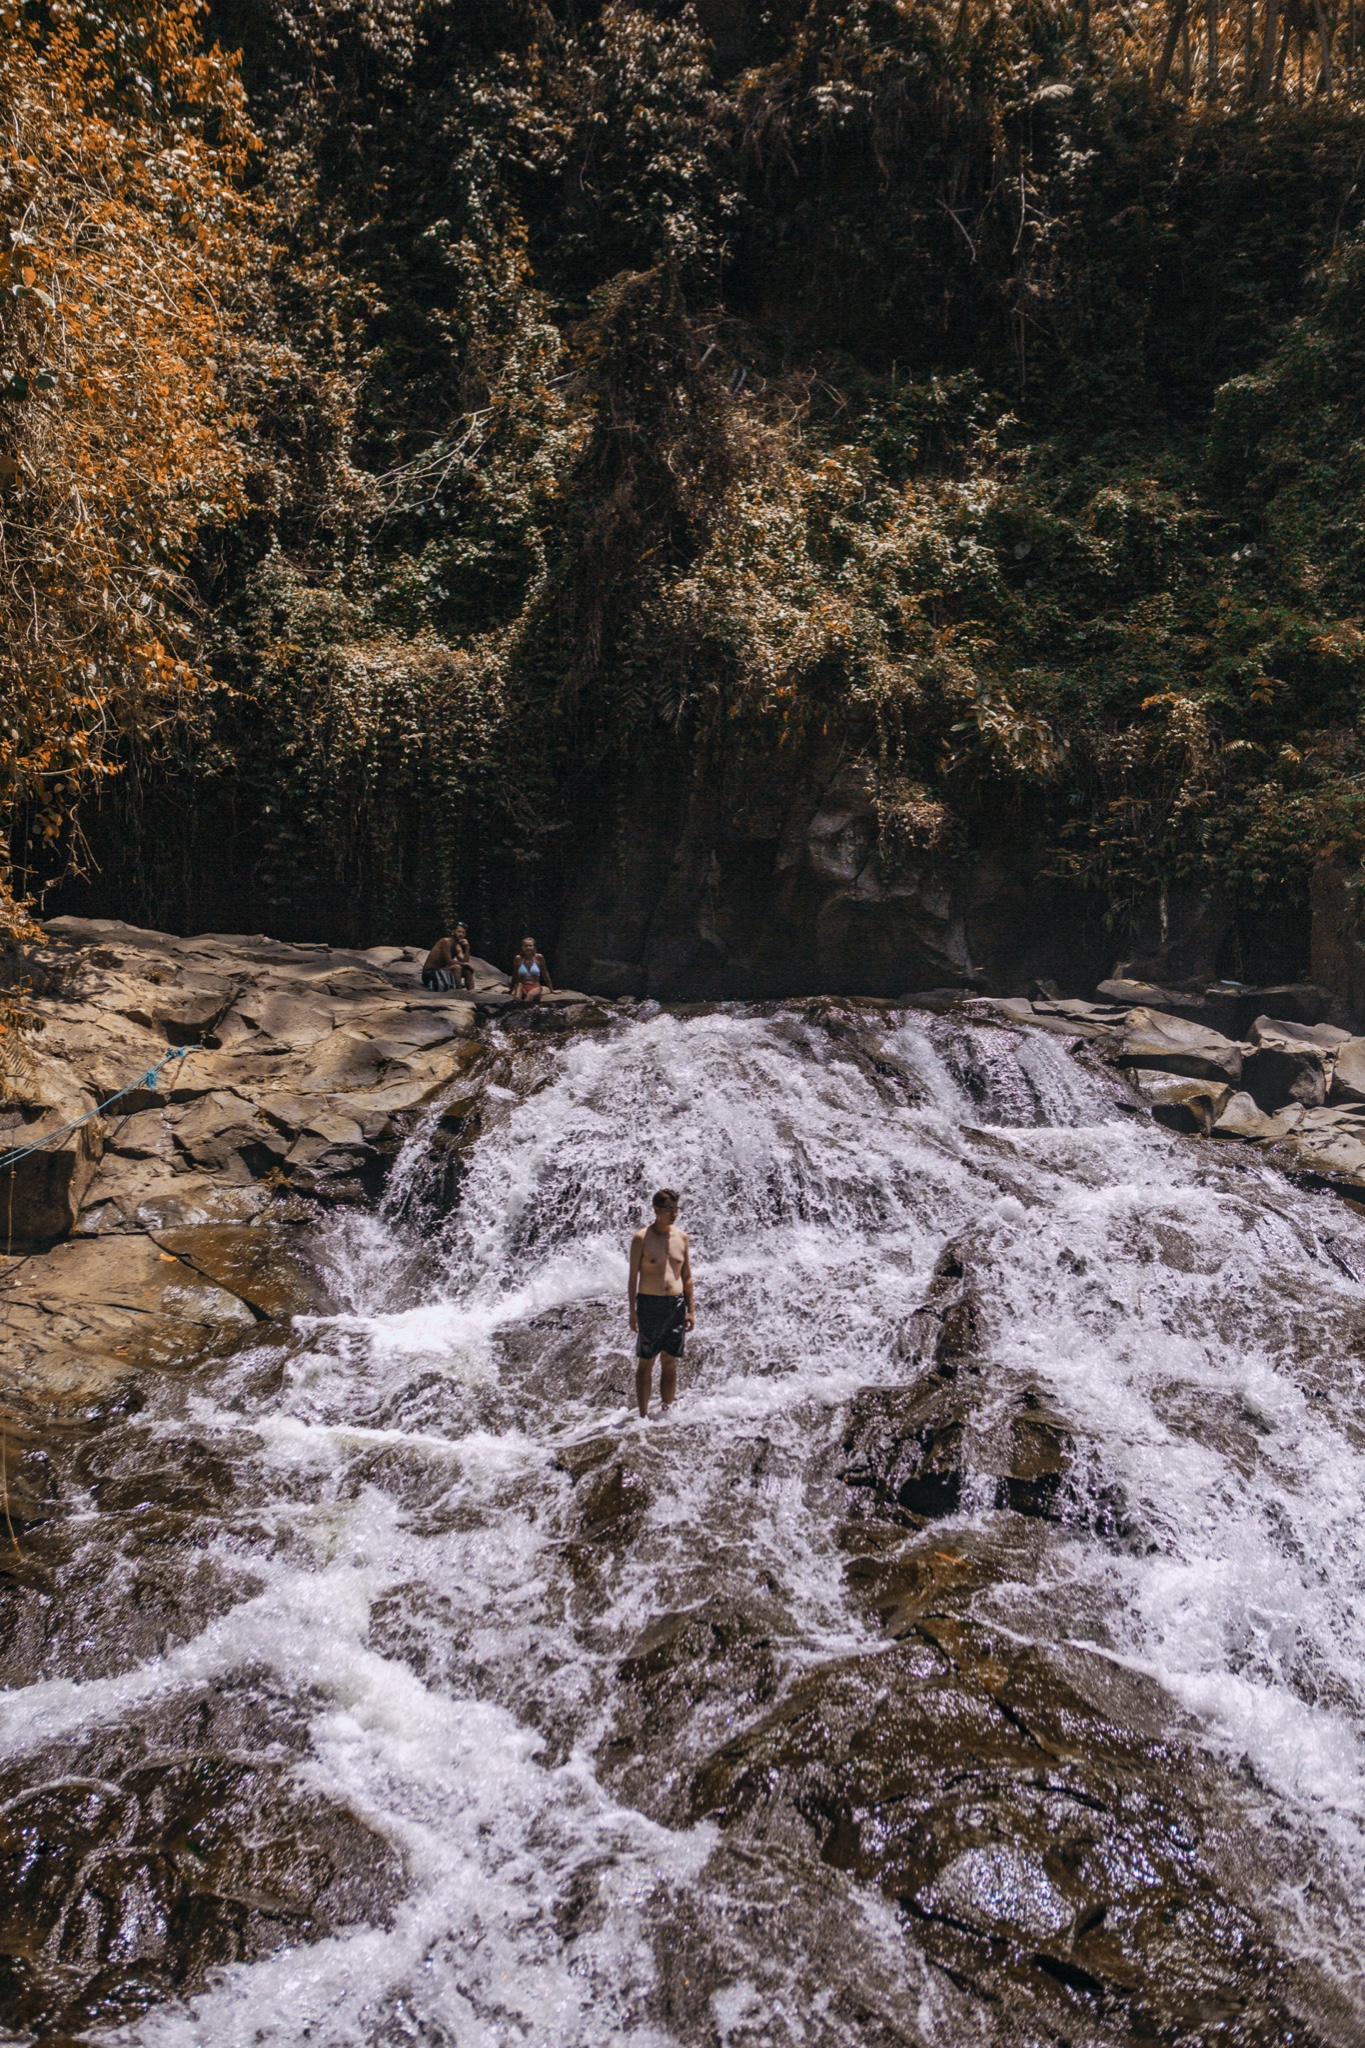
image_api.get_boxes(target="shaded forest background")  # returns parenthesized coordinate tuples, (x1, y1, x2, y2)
(4, 0, 1365, 978)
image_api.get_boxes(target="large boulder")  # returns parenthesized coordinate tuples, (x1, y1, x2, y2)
(1116, 1007, 1243, 1084)
(1249, 1013, 1351, 1053)
(1275, 1123, 1365, 1190)
(1129, 1069, 1233, 1134)
(1241, 1044, 1328, 1110)
(1241, 1013, 1351, 1112)
(1212, 1092, 1304, 1142)
(1330, 1035, 1365, 1103)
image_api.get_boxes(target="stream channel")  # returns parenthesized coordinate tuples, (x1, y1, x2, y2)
(5, 999, 1365, 2046)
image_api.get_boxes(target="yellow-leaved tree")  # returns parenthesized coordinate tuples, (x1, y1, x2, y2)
(0, 0, 261, 935)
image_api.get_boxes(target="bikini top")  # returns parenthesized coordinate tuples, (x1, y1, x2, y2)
(517, 957, 541, 982)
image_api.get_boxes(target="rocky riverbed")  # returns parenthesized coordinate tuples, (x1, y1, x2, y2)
(5, 928, 1365, 2045)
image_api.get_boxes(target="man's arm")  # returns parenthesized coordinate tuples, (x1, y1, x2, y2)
(628, 1232, 643, 1329)
(681, 1234, 694, 1327)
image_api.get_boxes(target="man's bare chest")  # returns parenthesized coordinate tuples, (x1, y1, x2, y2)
(640, 1229, 682, 1280)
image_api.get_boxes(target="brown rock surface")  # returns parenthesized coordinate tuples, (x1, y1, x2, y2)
(2, 918, 486, 1248)
(1212, 1092, 1304, 1142)
(0, 1235, 257, 1399)
(1128, 1068, 1233, 1134)
(1116, 1007, 1244, 1085)
(685, 1603, 1322, 2041)
(1330, 1034, 1365, 1103)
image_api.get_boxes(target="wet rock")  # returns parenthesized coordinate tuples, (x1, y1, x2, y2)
(840, 1528, 993, 1635)
(576, 1459, 650, 1536)
(1128, 1068, 1232, 1134)
(146, 1223, 324, 1320)
(839, 1371, 1072, 1525)
(553, 1434, 620, 1482)
(0, 1692, 405, 2040)
(686, 1624, 1312, 2042)
(603, 1600, 785, 1815)
(1004, 1394, 1073, 1516)
(840, 1380, 970, 1520)
(894, 1242, 981, 1374)
(1116, 1007, 1243, 1085)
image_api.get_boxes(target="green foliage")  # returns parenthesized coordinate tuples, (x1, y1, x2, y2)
(47, 0, 1365, 946)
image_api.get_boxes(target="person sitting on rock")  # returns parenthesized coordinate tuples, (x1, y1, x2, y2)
(452, 923, 475, 991)
(422, 929, 461, 992)
(509, 935, 552, 1004)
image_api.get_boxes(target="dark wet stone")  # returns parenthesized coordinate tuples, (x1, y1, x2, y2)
(894, 1241, 981, 1375)
(577, 1459, 649, 1534)
(0, 1689, 404, 2040)
(686, 1624, 1323, 2044)
(1242, 1043, 1329, 1112)
(839, 1375, 1072, 1526)
(602, 1600, 786, 1817)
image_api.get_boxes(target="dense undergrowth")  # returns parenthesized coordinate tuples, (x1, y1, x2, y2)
(4, 0, 1365, 959)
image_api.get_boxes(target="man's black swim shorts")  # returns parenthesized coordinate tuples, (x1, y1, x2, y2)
(422, 967, 456, 991)
(636, 1292, 687, 1359)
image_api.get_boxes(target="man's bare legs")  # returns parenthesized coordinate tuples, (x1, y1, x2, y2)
(636, 1350, 678, 1417)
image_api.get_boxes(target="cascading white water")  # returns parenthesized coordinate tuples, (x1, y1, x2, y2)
(8, 1002, 1365, 2044)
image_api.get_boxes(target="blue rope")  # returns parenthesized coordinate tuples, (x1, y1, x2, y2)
(0, 1045, 196, 1174)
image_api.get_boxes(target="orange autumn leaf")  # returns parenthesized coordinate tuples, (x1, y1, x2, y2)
(0, 0, 269, 935)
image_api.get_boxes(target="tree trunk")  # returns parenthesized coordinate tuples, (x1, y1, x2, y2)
(1256, 0, 1281, 94)
(1244, 0, 1257, 93)
(1275, 12, 1292, 88)
(1311, 0, 1334, 90)
(1157, 0, 1191, 88)
(1207, 0, 1221, 91)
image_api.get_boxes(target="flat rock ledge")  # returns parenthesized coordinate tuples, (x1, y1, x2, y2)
(0, 917, 592, 1408)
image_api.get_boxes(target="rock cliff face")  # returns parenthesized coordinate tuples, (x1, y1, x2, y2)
(556, 751, 1117, 1000)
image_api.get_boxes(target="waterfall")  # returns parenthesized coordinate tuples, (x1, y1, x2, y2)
(6, 1002, 1365, 2045)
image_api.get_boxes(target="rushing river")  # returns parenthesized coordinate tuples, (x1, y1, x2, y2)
(7, 1000, 1365, 2045)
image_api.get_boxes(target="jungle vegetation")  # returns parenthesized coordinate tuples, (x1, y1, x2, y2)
(2, 0, 1365, 958)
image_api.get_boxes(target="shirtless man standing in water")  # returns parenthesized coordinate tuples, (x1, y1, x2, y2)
(628, 1190, 694, 1417)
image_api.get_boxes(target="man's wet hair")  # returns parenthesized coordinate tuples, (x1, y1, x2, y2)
(653, 1188, 679, 1209)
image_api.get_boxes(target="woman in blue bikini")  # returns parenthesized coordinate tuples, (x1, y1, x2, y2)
(509, 935, 553, 1004)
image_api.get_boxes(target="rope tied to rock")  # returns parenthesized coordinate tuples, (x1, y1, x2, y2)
(0, 1044, 197, 1174)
